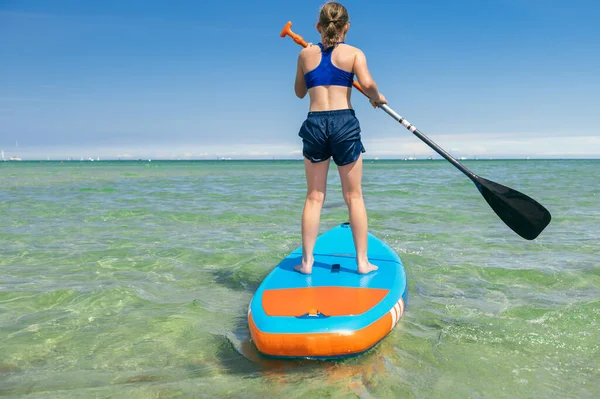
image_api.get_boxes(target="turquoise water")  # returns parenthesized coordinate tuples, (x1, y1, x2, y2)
(0, 159, 598, 398)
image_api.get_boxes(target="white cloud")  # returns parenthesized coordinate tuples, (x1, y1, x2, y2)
(363, 133, 600, 158)
(7, 133, 600, 160)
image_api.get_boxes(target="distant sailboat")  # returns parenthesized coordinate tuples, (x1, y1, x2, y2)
(1, 150, 5, 161)
(8, 141, 22, 161)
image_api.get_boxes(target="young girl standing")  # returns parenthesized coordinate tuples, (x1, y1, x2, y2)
(294, 2, 387, 275)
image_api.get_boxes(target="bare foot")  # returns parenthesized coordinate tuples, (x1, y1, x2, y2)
(294, 259, 314, 275)
(357, 262, 378, 275)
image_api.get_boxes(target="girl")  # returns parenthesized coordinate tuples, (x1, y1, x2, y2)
(294, 2, 387, 275)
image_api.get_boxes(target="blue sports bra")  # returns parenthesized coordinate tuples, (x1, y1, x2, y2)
(304, 43, 355, 89)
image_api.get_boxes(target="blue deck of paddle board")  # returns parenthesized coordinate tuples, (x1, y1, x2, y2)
(250, 224, 407, 334)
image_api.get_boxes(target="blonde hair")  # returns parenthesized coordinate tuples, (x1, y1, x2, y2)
(318, 2, 349, 49)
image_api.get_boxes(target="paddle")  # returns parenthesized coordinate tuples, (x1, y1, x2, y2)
(280, 21, 551, 240)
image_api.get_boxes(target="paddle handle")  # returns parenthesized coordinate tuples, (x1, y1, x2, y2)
(280, 21, 477, 180)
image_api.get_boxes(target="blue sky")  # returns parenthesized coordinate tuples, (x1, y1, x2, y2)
(1, 0, 599, 160)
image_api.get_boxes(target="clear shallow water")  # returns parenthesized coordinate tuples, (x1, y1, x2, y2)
(0, 159, 598, 398)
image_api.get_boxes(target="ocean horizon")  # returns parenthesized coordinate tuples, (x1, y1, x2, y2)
(2, 156, 599, 162)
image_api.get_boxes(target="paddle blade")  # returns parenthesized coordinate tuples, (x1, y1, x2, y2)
(474, 176, 551, 240)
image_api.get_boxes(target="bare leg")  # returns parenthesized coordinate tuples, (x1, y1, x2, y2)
(295, 158, 330, 274)
(338, 154, 378, 274)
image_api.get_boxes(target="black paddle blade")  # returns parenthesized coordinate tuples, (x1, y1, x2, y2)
(473, 176, 551, 240)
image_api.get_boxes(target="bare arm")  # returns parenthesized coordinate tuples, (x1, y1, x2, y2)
(353, 50, 385, 103)
(294, 50, 308, 99)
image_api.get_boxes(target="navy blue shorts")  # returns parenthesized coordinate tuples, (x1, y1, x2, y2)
(298, 109, 365, 166)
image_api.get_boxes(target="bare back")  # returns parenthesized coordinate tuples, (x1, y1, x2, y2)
(298, 44, 358, 112)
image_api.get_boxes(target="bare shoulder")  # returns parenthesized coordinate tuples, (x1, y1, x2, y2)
(337, 44, 365, 64)
(299, 45, 321, 58)
(338, 43, 362, 55)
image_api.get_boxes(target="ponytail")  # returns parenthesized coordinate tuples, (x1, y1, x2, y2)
(318, 2, 349, 49)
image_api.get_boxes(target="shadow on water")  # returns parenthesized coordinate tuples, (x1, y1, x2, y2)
(210, 268, 262, 292)
(322, 201, 346, 210)
(210, 264, 271, 292)
(215, 317, 322, 377)
(213, 315, 396, 396)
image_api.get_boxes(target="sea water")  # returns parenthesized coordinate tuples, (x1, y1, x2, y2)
(0, 159, 598, 398)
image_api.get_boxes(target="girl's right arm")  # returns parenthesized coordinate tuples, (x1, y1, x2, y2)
(294, 49, 308, 99)
(353, 50, 387, 105)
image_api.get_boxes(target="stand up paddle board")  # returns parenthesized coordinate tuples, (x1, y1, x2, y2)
(248, 222, 407, 359)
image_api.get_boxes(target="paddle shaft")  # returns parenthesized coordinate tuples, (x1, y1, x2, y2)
(280, 22, 477, 181)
